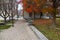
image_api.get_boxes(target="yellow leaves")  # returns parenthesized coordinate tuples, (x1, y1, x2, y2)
(41, 0, 47, 4)
(23, 0, 53, 13)
(42, 8, 48, 13)
(37, 4, 40, 6)
(34, 0, 38, 2)
(42, 7, 53, 13)
(47, 7, 53, 12)
(33, 0, 39, 3)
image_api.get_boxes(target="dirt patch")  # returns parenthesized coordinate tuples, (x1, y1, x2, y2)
(33, 19, 52, 25)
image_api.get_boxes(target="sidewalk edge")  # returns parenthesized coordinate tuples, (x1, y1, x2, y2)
(29, 26, 48, 40)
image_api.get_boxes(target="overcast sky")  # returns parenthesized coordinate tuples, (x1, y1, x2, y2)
(16, 0, 22, 2)
(18, 3, 23, 11)
(16, 0, 23, 11)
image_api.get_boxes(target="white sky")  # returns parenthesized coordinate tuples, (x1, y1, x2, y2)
(16, 0, 23, 11)
(16, 0, 20, 2)
(18, 4, 23, 11)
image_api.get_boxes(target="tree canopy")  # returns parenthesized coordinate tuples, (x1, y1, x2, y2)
(23, 0, 53, 13)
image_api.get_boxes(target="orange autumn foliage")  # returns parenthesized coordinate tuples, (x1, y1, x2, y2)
(23, 0, 53, 13)
(33, 19, 52, 25)
(48, 7, 53, 12)
(42, 8, 47, 13)
(26, 8, 32, 13)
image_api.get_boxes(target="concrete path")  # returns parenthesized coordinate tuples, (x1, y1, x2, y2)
(0, 18, 39, 40)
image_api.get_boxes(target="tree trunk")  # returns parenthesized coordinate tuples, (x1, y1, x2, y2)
(40, 12, 43, 19)
(34, 12, 35, 19)
(9, 16, 11, 22)
(4, 17, 7, 24)
(40, 13, 41, 19)
(52, 14, 56, 25)
(52, 8, 56, 25)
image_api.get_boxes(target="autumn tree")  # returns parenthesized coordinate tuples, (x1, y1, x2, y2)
(23, 0, 60, 25)
(50, 0, 60, 25)
(23, 0, 48, 18)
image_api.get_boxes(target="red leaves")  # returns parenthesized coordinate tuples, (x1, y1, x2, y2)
(23, 0, 53, 13)
(26, 8, 32, 13)
(30, 4, 33, 8)
(25, 4, 33, 13)
(34, 8, 39, 12)
(33, 19, 52, 25)
(23, 0, 27, 7)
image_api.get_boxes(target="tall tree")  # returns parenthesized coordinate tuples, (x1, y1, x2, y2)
(23, 0, 60, 24)
(0, 0, 16, 23)
(52, 0, 60, 25)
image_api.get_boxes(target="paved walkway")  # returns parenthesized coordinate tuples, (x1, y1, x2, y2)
(0, 18, 39, 40)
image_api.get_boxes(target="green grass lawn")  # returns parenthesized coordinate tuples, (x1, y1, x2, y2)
(34, 18, 60, 40)
(0, 25, 11, 30)
(0, 20, 15, 31)
(0, 20, 4, 22)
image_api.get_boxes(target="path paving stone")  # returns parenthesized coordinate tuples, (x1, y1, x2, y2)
(0, 18, 39, 40)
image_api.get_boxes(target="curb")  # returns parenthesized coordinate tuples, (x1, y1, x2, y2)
(29, 25, 48, 40)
